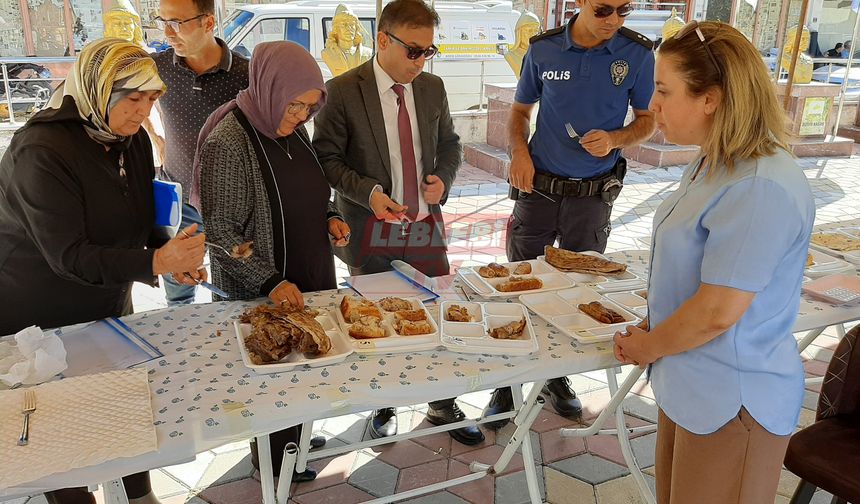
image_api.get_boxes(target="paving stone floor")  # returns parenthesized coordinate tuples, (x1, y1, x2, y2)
(5, 136, 858, 503)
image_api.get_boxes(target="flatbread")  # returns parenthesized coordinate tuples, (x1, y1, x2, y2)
(544, 246, 627, 275)
(811, 232, 860, 252)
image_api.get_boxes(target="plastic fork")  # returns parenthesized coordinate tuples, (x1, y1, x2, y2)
(18, 389, 35, 446)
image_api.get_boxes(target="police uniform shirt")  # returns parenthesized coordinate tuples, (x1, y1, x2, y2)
(516, 15, 655, 179)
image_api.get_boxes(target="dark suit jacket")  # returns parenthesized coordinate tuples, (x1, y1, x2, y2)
(312, 59, 462, 269)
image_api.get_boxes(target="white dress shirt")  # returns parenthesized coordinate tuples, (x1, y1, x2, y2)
(372, 56, 429, 218)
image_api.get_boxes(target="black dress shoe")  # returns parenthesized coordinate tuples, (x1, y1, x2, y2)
(426, 403, 485, 446)
(369, 407, 398, 439)
(542, 376, 582, 418)
(293, 468, 317, 483)
(482, 387, 514, 430)
(310, 435, 326, 449)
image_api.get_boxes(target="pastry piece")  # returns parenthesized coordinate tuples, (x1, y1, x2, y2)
(394, 319, 434, 335)
(634, 290, 648, 300)
(340, 295, 382, 322)
(496, 276, 543, 292)
(811, 232, 860, 252)
(513, 261, 532, 275)
(394, 309, 427, 322)
(239, 304, 332, 364)
(379, 296, 413, 312)
(488, 318, 526, 340)
(445, 304, 473, 322)
(231, 241, 254, 260)
(578, 301, 626, 324)
(348, 316, 386, 339)
(478, 262, 510, 278)
(806, 253, 815, 267)
(544, 246, 627, 275)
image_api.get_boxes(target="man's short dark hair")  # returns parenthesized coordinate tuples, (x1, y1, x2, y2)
(193, 0, 215, 15)
(378, 0, 440, 33)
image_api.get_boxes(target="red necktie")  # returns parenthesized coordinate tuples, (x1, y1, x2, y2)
(392, 84, 419, 222)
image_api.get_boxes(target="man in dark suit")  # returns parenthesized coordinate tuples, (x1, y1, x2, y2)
(314, 0, 483, 445)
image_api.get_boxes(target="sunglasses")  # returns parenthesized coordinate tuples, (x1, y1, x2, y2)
(586, 0, 635, 19)
(386, 32, 439, 60)
(154, 13, 207, 32)
(675, 21, 723, 79)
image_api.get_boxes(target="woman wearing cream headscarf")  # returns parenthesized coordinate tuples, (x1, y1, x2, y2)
(0, 39, 206, 502)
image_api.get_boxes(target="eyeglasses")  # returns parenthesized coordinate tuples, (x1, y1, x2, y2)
(674, 20, 723, 79)
(385, 32, 439, 60)
(154, 13, 207, 32)
(585, 0, 635, 19)
(286, 101, 319, 116)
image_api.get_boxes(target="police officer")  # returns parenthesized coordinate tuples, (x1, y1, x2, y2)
(483, 0, 656, 428)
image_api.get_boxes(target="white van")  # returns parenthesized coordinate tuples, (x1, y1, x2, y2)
(220, 0, 520, 111)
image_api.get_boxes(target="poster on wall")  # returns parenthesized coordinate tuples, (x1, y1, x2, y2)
(437, 20, 507, 59)
(799, 97, 831, 136)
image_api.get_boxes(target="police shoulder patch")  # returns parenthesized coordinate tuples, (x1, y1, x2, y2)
(529, 26, 565, 45)
(618, 27, 655, 50)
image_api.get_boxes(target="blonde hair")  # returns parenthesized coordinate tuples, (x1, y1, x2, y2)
(658, 22, 789, 175)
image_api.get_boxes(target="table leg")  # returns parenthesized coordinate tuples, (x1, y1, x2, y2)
(295, 421, 312, 472)
(797, 328, 825, 353)
(256, 433, 276, 504)
(471, 380, 546, 504)
(275, 442, 298, 504)
(607, 369, 656, 504)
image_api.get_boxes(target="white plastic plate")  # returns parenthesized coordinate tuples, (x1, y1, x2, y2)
(456, 259, 575, 298)
(234, 310, 354, 373)
(520, 286, 640, 344)
(334, 296, 441, 354)
(439, 300, 538, 356)
(537, 251, 645, 293)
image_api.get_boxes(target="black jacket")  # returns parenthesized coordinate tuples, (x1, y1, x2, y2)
(0, 97, 162, 335)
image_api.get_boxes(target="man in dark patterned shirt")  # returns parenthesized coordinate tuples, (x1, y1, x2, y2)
(150, 0, 248, 305)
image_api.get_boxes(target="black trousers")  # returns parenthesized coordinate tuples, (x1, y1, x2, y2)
(504, 191, 613, 394)
(347, 216, 453, 411)
(249, 424, 302, 477)
(349, 215, 450, 278)
(506, 192, 612, 261)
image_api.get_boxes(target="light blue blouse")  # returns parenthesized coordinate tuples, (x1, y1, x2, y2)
(648, 149, 815, 436)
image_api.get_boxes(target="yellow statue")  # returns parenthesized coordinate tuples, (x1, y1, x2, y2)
(662, 8, 685, 41)
(321, 4, 372, 77)
(103, 0, 145, 47)
(781, 25, 814, 84)
(505, 11, 541, 78)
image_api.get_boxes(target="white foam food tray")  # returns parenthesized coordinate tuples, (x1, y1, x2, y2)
(809, 229, 860, 265)
(520, 286, 641, 344)
(537, 251, 646, 293)
(335, 296, 441, 354)
(603, 291, 649, 319)
(456, 259, 575, 298)
(438, 300, 538, 356)
(806, 248, 855, 278)
(234, 310, 354, 373)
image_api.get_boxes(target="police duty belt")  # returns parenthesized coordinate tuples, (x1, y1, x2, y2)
(532, 171, 620, 198)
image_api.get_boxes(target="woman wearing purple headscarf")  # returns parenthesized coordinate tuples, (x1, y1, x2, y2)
(196, 41, 349, 306)
(195, 41, 349, 481)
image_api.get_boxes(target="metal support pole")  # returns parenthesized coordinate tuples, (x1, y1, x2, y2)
(832, 10, 860, 138)
(783, 0, 811, 111)
(2, 64, 18, 125)
(773, 0, 792, 82)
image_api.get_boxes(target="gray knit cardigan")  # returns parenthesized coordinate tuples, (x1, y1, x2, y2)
(198, 111, 339, 301)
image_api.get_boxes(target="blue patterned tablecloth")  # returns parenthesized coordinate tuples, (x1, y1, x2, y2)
(3, 279, 616, 496)
(5, 252, 859, 497)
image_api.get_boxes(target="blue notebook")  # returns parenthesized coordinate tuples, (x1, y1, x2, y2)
(152, 179, 182, 239)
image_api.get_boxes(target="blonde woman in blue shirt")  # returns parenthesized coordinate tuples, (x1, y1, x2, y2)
(613, 22, 815, 504)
